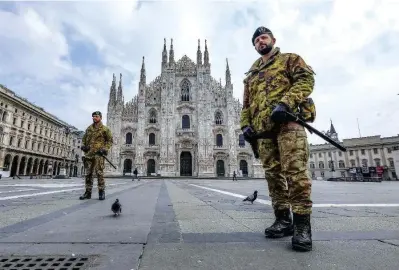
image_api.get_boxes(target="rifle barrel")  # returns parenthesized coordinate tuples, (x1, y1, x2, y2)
(287, 112, 347, 152)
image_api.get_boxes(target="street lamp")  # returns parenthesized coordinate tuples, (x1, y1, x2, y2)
(55, 126, 70, 179)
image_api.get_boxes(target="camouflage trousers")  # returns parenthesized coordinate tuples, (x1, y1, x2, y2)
(258, 122, 312, 215)
(84, 156, 106, 192)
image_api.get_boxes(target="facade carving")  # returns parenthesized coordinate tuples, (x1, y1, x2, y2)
(0, 85, 84, 178)
(309, 121, 398, 180)
(106, 38, 263, 178)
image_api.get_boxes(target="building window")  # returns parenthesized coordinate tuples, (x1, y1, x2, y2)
(215, 111, 223, 125)
(126, 132, 132, 144)
(180, 79, 190, 101)
(216, 134, 223, 146)
(149, 133, 155, 145)
(388, 158, 394, 167)
(149, 109, 157, 124)
(374, 158, 381, 167)
(182, 115, 190, 129)
(338, 160, 345, 168)
(238, 134, 245, 147)
(350, 159, 355, 167)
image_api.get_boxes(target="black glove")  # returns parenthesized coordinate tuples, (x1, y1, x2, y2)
(270, 103, 294, 123)
(97, 148, 108, 156)
(81, 145, 90, 153)
(241, 126, 257, 142)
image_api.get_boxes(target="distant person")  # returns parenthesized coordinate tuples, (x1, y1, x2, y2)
(133, 168, 139, 181)
(79, 111, 113, 200)
(232, 171, 237, 181)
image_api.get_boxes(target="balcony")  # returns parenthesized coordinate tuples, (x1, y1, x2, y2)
(145, 144, 160, 151)
(121, 144, 135, 151)
(176, 128, 195, 137)
(214, 145, 228, 150)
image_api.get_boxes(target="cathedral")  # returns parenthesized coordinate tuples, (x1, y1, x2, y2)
(105, 38, 264, 178)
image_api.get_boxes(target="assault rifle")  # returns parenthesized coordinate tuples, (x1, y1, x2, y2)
(248, 112, 347, 159)
(96, 150, 117, 169)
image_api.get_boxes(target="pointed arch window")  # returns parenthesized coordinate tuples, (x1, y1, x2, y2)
(215, 111, 223, 125)
(181, 79, 190, 101)
(149, 109, 157, 124)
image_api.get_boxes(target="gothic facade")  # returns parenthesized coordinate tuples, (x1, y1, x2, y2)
(105, 39, 264, 178)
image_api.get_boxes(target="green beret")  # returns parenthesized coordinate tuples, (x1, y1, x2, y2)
(92, 111, 102, 117)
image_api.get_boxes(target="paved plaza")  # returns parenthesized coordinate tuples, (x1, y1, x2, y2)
(0, 177, 398, 269)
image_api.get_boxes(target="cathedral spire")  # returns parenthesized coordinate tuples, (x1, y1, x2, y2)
(225, 58, 231, 86)
(326, 119, 339, 142)
(140, 56, 146, 85)
(117, 73, 124, 103)
(197, 39, 202, 66)
(162, 38, 168, 68)
(330, 119, 337, 134)
(169, 38, 175, 65)
(204, 39, 209, 67)
(108, 73, 117, 107)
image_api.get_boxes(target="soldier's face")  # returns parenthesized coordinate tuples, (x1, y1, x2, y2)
(254, 34, 275, 55)
(92, 115, 101, 123)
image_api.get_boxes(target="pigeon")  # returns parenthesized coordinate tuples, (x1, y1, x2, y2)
(111, 199, 122, 216)
(243, 190, 258, 204)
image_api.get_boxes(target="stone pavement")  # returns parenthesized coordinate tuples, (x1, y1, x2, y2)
(0, 178, 398, 270)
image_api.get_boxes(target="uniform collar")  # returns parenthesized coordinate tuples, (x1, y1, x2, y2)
(92, 121, 103, 128)
(245, 47, 280, 75)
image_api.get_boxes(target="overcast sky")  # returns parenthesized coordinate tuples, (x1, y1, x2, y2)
(0, 0, 398, 145)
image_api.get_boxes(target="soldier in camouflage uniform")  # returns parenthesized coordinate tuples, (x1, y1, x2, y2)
(79, 111, 113, 201)
(240, 27, 316, 252)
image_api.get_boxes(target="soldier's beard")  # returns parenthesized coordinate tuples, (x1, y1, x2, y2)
(257, 43, 273, 55)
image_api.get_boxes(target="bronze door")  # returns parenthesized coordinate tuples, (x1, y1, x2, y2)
(180, 152, 192, 176)
(217, 160, 225, 176)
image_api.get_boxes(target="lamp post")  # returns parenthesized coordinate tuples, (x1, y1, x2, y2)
(55, 126, 70, 179)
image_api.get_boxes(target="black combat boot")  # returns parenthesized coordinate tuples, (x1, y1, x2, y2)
(292, 213, 312, 252)
(99, 190, 105, 200)
(264, 208, 294, 238)
(79, 190, 91, 200)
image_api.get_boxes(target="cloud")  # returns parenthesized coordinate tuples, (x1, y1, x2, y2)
(0, 0, 398, 145)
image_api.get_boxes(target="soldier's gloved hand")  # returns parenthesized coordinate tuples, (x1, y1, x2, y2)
(98, 148, 108, 156)
(241, 126, 257, 142)
(81, 145, 90, 153)
(271, 102, 294, 123)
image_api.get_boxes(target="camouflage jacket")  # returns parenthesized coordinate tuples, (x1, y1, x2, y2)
(240, 47, 315, 133)
(82, 122, 113, 159)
